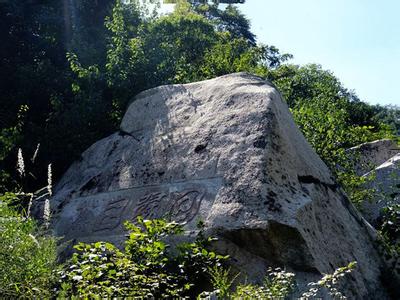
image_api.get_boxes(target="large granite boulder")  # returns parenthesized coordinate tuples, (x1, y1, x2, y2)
(51, 73, 394, 299)
(361, 154, 400, 226)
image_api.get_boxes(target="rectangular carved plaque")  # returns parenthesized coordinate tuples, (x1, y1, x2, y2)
(55, 178, 222, 240)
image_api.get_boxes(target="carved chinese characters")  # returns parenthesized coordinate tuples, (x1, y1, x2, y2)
(134, 190, 204, 223)
(55, 179, 221, 240)
(133, 192, 168, 220)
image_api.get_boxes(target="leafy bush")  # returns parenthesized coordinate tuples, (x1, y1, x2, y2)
(0, 199, 355, 300)
(57, 216, 355, 299)
(202, 263, 355, 299)
(381, 204, 400, 243)
(0, 195, 57, 298)
(231, 267, 295, 299)
(301, 261, 357, 299)
(378, 204, 400, 260)
(206, 265, 239, 298)
(57, 217, 227, 298)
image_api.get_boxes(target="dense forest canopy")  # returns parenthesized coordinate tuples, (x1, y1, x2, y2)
(0, 0, 398, 195)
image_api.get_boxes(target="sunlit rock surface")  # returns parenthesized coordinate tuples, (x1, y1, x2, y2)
(362, 154, 400, 226)
(346, 139, 399, 176)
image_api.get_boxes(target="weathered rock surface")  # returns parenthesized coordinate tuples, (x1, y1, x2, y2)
(346, 139, 399, 227)
(346, 139, 400, 176)
(361, 154, 400, 226)
(51, 73, 394, 299)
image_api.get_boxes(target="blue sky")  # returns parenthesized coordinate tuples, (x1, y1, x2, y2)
(239, 0, 400, 106)
(163, 0, 400, 106)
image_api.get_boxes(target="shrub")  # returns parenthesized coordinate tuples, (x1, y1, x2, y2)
(301, 261, 357, 299)
(231, 267, 295, 300)
(378, 204, 400, 264)
(201, 263, 354, 300)
(0, 195, 57, 298)
(57, 217, 227, 298)
(380, 204, 400, 244)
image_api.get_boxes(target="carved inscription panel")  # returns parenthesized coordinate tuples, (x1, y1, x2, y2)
(55, 178, 221, 240)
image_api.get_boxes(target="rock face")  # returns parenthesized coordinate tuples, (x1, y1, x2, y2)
(345, 139, 399, 227)
(51, 73, 393, 299)
(346, 139, 400, 176)
(361, 154, 400, 226)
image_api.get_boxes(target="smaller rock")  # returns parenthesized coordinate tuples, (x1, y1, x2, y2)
(361, 154, 400, 225)
(346, 139, 399, 176)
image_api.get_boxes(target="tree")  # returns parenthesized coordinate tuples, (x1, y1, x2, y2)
(191, 0, 256, 45)
(266, 64, 396, 204)
(0, 1, 73, 191)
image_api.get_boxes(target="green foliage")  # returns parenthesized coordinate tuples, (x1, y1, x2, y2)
(373, 104, 400, 136)
(58, 217, 353, 299)
(0, 105, 27, 162)
(176, 221, 229, 282)
(0, 151, 56, 297)
(143, 7, 218, 84)
(377, 204, 400, 292)
(231, 268, 295, 300)
(57, 217, 227, 298)
(301, 261, 357, 299)
(381, 204, 400, 242)
(379, 204, 400, 255)
(290, 96, 379, 204)
(0, 197, 57, 298)
(206, 265, 238, 298)
(193, 1, 255, 45)
(57, 241, 129, 297)
(0, 0, 74, 185)
(0, 105, 28, 192)
(267, 64, 396, 205)
(2, 144, 53, 215)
